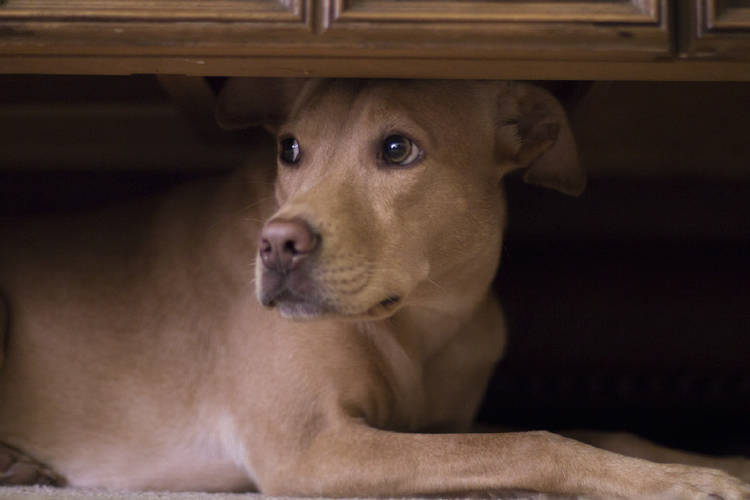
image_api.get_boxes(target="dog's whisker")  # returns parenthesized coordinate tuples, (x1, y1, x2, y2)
(426, 277, 446, 292)
(240, 195, 276, 212)
(204, 196, 279, 233)
(241, 217, 266, 224)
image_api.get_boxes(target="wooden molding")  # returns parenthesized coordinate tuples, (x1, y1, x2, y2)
(3, 55, 750, 80)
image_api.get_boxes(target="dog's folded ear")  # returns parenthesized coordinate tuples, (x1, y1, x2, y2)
(216, 78, 308, 131)
(501, 83, 586, 196)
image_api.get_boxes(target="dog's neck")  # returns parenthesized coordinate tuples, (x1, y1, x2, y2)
(359, 281, 494, 365)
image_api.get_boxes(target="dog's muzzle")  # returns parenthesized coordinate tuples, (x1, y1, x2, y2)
(257, 217, 404, 319)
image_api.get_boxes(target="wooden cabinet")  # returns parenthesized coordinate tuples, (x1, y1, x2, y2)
(322, 0, 668, 60)
(0, 0, 748, 79)
(685, 0, 750, 59)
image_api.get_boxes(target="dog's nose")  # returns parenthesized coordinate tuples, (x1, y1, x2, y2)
(260, 218, 319, 273)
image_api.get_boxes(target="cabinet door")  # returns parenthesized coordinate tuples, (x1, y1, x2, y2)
(0, 0, 303, 22)
(0, 0, 313, 62)
(686, 0, 750, 59)
(322, 0, 670, 61)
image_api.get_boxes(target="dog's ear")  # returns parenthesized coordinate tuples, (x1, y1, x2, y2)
(216, 78, 307, 131)
(499, 83, 586, 196)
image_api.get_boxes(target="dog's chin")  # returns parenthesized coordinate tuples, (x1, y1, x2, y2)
(263, 290, 331, 321)
(276, 299, 333, 320)
(266, 291, 404, 322)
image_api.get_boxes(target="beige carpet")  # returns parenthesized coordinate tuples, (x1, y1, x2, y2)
(0, 488, 252, 500)
(1, 488, 254, 500)
(0, 487, 572, 500)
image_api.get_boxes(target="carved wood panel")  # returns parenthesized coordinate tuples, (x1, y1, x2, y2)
(0, 0, 313, 60)
(0, 0, 302, 22)
(320, 0, 669, 61)
(686, 0, 750, 59)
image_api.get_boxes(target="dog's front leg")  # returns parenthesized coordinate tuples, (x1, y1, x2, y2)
(253, 420, 750, 499)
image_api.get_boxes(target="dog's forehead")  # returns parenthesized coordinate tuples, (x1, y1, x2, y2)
(289, 80, 486, 126)
(279, 81, 498, 162)
(288, 79, 362, 120)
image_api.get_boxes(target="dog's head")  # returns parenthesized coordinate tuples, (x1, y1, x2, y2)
(217, 79, 584, 320)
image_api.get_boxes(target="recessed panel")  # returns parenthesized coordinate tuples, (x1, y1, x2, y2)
(331, 0, 660, 24)
(705, 0, 750, 29)
(687, 0, 750, 59)
(321, 0, 668, 62)
(0, 0, 302, 22)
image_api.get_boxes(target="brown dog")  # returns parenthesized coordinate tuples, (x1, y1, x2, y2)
(1, 79, 749, 499)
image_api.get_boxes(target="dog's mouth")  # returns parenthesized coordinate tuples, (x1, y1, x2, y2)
(366, 295, 402, 317)
(262, 280, 403, 320)
(258, 259, 405, 320)
(260, 281, 332, 319)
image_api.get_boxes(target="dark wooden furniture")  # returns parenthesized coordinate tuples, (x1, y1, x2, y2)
(1, 0, 749, 79)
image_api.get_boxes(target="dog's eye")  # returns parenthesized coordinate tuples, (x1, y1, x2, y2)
(279, 137, 301, 165)
(382, 135, 422, 167)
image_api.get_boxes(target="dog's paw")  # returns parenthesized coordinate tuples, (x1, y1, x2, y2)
(643, 463, 750, 500)
(0, 442, 65, 486)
